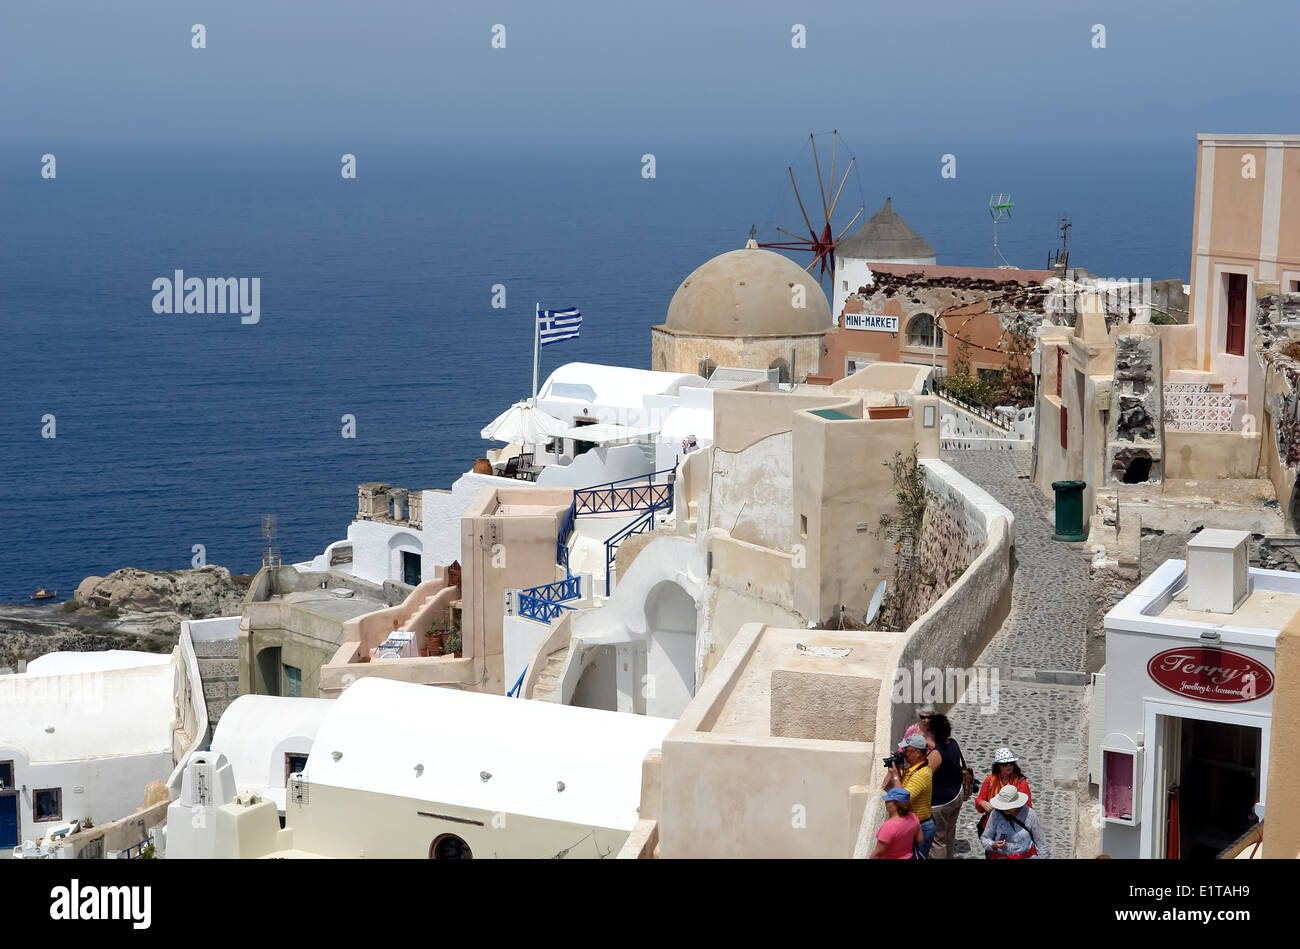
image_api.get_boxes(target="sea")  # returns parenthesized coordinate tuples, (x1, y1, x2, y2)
(0, 138, 1194, 603)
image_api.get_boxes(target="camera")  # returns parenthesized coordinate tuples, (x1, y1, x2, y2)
(882, 750, 905, 770)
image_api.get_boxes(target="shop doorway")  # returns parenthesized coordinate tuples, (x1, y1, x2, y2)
(1176, 719, 1261, 859)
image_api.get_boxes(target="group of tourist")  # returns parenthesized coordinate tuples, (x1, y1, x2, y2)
(870, 705, 1050, 859)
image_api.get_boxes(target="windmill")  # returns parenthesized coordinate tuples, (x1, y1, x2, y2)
(755, 130, 865, 288)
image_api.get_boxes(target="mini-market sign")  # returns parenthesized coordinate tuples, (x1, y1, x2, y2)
(843, 313, 898, 332)
(1146, 646, 1273, 703)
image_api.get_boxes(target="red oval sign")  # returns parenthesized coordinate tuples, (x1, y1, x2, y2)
(1146, 646, 1273, 703)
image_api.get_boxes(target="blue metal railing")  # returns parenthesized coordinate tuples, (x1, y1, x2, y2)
(120, 838, 150, 859)
(557, 501, 577, 573)
(519, 575, 582, 624)
(603, 508, 661, 593)
(573, 467, 675, 516)
(518, 594, 577, 623)
(522, 575, 581, 605)
(507, 666, 527, 698)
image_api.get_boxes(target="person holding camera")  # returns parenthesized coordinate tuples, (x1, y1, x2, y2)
(881, 732, 934, 856)
(869, 787, 923, 859)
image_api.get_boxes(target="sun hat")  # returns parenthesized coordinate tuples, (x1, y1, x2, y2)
(882, 787, 912, 804)
(993, 747, 1019, 764)
(901, 732, 928, 750)
(990, 783, 1030, 811)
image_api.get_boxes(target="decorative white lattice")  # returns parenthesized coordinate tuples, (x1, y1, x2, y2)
(1163, 383, 1237, 432)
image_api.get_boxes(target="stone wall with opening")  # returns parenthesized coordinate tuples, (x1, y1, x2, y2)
(1105, 333, 1164, 486)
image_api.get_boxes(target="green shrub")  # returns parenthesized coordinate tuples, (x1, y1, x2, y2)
(62, 600, 81, 613)
(1150, 312, 1178, 326)
(97, 605, 120, 619)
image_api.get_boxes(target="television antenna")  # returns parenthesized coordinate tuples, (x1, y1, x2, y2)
(989, 193, 1014, 267)
(261, 514, 281, 569)
(1050, 213, 1072, 270)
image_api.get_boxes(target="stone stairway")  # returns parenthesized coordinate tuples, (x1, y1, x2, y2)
(192, 635, 239, 742)
(531, 646, 570, 703)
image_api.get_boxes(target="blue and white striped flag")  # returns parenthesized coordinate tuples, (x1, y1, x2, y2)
(539, 306, 581, 346)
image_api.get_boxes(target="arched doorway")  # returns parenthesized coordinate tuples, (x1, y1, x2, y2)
(429, 834, 473, 859)
(643, 581, 697, 718)
(769, 358, 791, 384)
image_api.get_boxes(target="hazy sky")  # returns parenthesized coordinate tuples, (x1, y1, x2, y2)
(4, 0, 1298, 148)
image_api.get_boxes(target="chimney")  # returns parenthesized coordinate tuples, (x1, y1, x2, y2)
(1186, 529, 1250, 614)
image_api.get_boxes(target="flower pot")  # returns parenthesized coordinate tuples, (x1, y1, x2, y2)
(429, 632, 446, 654)
(867, 405, 912, 420)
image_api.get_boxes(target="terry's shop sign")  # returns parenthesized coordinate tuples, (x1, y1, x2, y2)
(1146, 646, 1274, 703)
(844, 313, 898, 332)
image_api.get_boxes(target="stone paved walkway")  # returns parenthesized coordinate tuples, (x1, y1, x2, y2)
(937, 450, 1093, 860)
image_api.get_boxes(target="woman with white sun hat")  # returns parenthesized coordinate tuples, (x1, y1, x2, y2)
(979, 781, 1049, 859)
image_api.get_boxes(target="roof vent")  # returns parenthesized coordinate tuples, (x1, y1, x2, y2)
(1186, 529, 1250, 614)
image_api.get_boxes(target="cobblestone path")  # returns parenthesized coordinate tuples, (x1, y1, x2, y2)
(938, 449, 1093, 860)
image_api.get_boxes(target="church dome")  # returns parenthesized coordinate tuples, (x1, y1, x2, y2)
(663, 242, 832, 337)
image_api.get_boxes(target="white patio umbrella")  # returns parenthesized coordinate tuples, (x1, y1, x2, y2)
(480, 401, 568, 462)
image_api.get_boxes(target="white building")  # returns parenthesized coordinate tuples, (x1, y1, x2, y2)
(210, 695, 331, 813)
(167, 677, 674, 858)
(831, 197, 937, 320)
(301, 362, 720, 587)
(1, 650, 194, 852)
(1099, 530, 1279, 859)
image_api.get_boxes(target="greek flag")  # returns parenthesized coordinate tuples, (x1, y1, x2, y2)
(539, 306, 581, 346)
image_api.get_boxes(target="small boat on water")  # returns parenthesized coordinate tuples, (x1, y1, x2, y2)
(29, 588, 57, 600)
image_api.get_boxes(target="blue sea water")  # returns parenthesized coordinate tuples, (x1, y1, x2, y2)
(0, 139, 1194, 603)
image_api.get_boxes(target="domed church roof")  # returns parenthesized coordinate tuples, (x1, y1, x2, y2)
(836, 198, 935, 262)
(663, 241, 832, 338)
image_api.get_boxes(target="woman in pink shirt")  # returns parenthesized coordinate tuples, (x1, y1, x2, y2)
(870, 787, 923, 859)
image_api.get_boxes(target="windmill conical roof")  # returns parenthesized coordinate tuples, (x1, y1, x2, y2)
(836, 198, 935, 262)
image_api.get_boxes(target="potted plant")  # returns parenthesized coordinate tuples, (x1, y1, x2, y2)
(443, 630, 462, 658)
(428, 620, 445, 656)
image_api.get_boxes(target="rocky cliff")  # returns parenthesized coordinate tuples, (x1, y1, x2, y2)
(0, 565, 252, 671)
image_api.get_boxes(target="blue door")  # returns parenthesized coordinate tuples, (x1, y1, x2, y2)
(0, 794, 18, 849)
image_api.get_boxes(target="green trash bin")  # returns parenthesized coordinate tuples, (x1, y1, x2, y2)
(1051, 480, 1088, 542)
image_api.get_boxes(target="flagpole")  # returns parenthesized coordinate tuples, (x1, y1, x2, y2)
(532, 302, 540, 405)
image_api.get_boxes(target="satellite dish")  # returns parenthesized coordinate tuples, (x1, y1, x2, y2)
(865, 580, 887, 625)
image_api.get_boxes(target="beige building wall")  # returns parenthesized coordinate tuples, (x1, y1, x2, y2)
(1264, 611, 1300, 858)
(650, 327, 825, 382)
(792, 411, 913, 624)
(460, 486, 571, 664)
(1190, 135, 1300, 417)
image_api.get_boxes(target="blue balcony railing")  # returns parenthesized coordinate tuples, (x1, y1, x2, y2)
(518, 575, 582, 624)
(518, 594, 577, 623)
